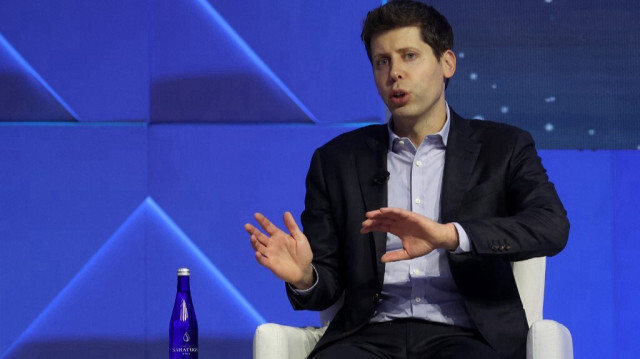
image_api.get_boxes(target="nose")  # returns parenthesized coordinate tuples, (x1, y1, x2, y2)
(390, 64, 403, 81)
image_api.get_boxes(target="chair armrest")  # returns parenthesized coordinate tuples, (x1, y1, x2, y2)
(253, 323, 326, 359)
(527, 319, 573, 359)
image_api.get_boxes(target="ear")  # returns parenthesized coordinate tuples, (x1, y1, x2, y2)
(441, 50, 456, 79)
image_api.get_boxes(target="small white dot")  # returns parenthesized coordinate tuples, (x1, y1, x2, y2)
(415, 297, 422, 303)
(545, 96, 556, 103)
(491, 84, 498, 90)
(545, 0, 552, 3)
(588, 129, 595, 136)
(473, 115, 485, 120)
(416, 160, 423, 167)
(458, 52, 465, 58)
(398, 140, 405, 146)
(636, 145, 640, 150)
(413, 269, 420, 275)
(545, 123, 554, 132)
(500, 106, 509, 114)
(470, 72, 478, 80)
(415, 198, 421, 204)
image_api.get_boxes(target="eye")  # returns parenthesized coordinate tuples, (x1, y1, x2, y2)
(375, 58, 389, 68)
(405, 52, 416, 60)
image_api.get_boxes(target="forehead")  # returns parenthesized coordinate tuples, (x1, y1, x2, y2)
(370, 26, 427, 55)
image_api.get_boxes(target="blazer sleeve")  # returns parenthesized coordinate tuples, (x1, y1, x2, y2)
(457, 129, 569, 261)
(286, 148, 344, 311)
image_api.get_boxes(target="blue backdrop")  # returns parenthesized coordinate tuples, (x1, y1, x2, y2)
(0, 1, 638, 358)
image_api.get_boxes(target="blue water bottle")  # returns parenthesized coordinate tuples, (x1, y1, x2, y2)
(170, 268, 199, 358)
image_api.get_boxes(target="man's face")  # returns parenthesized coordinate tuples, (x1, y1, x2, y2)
(370, 26, 455, 124)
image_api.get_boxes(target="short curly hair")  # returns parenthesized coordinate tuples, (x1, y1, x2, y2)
(361, 0, 454, 63)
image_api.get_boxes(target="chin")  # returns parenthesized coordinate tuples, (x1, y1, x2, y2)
(389, 107, 414, 119)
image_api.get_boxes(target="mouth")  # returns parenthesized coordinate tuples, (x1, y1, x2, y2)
(389, 90, 409, 105)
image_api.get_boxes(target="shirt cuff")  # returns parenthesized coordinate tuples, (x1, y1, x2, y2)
(287, 265, 319, 297)
(452, 222, 472, 254)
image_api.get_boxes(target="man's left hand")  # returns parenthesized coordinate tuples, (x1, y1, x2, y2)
(361, 207, 459, 262)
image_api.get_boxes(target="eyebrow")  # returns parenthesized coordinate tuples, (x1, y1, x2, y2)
(373, 47, 420, 58)
(396, 47, 420, 53)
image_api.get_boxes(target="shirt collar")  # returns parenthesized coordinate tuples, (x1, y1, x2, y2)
(387, 102, 451, 150)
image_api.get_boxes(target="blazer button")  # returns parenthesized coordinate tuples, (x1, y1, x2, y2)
(373, 293, 380, 303)
(491, 244, 499, 251)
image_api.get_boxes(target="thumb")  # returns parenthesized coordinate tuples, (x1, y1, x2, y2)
(381, 250, 410, 263)
(283, 212, 304, 239)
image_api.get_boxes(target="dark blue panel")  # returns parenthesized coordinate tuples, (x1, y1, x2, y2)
(436, 0, 640, 149)
(540, 150, 614, 359)
(1, 118, 639, 359)
(144, 197, 262, 358)
(0, 33, 77, 121)
(0, 0, 637, 145)
(612, 151, 640, 357)
(147, 123, 355, 327)
(150, 0, 316, 123)
(204, 0, 384, 123)
(0, 0, 149, 121)
(0, 124, 148, 354)
(2, 197, 260, 359)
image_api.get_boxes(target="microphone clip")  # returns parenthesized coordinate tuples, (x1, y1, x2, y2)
(373, 171, 390, 185)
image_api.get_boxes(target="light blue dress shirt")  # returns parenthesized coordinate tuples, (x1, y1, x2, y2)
(370, 104, 474, 328)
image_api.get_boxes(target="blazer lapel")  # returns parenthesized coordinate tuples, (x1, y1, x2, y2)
(355, 125, 388, 289)
(441, 111, 481, 223)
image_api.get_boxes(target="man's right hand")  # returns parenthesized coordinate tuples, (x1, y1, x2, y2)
(245, 212, 314, 290)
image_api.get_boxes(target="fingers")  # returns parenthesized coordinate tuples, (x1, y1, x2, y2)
(249, 229, 272, 267)
(362, 208, 431, 234)
(247, 212, 299, 256)
(254, 250, 270, 268)
(361, 212, 395, 233)
(381, 250, 410, 263)
(360, 219, 392, 234)
(283, 212, 304, 239)
(244, 222, 258, 236)
(362, 208, 405, 232)
(249, 233, 266, 252)
(245, 223, 270, 248)
(366, 207, 409, 220)
(254, 212, 283, 236)
(364, 209, 383, 219)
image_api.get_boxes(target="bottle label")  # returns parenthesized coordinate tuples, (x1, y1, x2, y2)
(170, 329, 198, 358)
(171, 347, 198, 354)
(171, 347, 199, 354)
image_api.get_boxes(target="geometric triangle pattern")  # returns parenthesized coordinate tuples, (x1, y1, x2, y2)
(150, 0, 317, 123)
(0, 33, 77, 122)
(1, 197, 263, 359)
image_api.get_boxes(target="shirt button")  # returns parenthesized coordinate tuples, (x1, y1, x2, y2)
(412, 269, 420, 275)
(398, 140, 405, 146)
(415, 297, 422, 303)
(416, 160, 423, 167)
(415, 198, 421, 204)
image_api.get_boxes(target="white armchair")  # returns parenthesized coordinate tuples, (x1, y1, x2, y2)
(254, 257, 573, 359)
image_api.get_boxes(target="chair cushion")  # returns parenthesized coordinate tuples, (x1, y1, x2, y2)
(527, 319, 573, 359)
(253, 323, 325, 359)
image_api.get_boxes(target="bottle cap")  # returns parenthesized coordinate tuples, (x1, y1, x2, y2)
(177, 268, 190, 276)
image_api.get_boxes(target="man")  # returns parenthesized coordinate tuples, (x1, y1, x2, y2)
(245, 1, 569, 358)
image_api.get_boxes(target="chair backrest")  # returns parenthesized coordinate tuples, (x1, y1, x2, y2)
(320, 256, 547, 327)
(512, 256, 546, 326)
